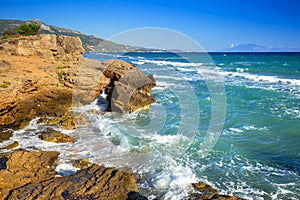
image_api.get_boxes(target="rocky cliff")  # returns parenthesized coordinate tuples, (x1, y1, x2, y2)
(0, 34, 156, 130)
(0, 34, 84, 62)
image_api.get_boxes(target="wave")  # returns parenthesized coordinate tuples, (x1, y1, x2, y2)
(132, 59, 205, 67)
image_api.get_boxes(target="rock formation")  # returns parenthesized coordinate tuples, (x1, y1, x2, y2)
(0, 34, 156, 130)
(0, 34, 84, 62)
(0, 150, 145, 200)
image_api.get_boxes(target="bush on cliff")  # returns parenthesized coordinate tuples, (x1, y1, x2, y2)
(17, 23, 40, 36)
(0, 23, 40, 40)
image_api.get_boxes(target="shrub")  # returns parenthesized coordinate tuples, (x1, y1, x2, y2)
(0, 81, 11, 88)
(17, 23, 40, 36)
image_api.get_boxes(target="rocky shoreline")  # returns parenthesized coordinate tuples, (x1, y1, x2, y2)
(0, 34, 245, 199)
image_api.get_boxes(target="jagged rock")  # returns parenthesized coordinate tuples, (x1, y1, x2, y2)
(38, 128, 74, 143)
(0, 87, 72, 129)
(0, 34, 84, 62)
(0, 129, 13, 142)
(8, 164, 141, 200)
(0, 150, 146, 200)
(186, 182, 246, 200)
(37, 111, 76, 130)
(103, 60, 156, 112)
(0, 150, 59, 199)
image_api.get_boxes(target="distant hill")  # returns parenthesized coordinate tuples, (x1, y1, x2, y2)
(0, 19, 138, 52)
(220, 43, 300, 52)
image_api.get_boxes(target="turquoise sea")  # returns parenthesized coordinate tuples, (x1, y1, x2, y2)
(3, 52, 299, 199)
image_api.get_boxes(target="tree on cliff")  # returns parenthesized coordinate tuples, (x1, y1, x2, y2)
(17, 24, 40, 36)
(1, 23, 40, 40)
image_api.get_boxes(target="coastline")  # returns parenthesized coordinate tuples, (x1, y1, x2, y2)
(0, 34, 246, 199)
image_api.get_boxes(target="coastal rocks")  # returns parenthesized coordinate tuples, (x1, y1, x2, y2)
(73, 59, 156, 113)
(0, 34, 84, 62)
(38, 128, 74, 143)
(0, 129, 13, 142)
(0, 150, 145, 200)
(8, 164, 141, 200)
(72, 158, 92, 169)
(103, 60, 156, 112)
(186, 182, 246, 200)
(0, 87, 72, 129)
(0, 150, 59, 199)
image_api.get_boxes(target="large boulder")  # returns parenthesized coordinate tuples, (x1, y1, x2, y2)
(103, 60, 156, 112)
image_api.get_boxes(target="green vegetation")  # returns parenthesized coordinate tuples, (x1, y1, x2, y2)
(0, 23, 40, 40)
(0, 81, 11, 88)
(57, 64, 70, 69)
(17, 24, 40, 36)
(58, 70, 65, 77)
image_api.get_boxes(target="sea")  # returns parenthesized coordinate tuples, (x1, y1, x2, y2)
(2, 52, 299, 200)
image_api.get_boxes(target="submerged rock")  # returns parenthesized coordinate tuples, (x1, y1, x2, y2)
(186, 182, 246, 200)
(38, 128, 74, 143)
(72, 158, 92, 169)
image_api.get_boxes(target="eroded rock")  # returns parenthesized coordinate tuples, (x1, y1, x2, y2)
(0, 150, 59, 199)
(186, 182, 247, 200)
(103, 60, 156, 112)
(38, 128, 74, 143)
(0, 34, 84, 62)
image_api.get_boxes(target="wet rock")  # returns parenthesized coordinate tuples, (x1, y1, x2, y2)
(38, 128, 74, 143)
(5, 141, 19, 150)
(0, 129, 13, 142)
(0, 150, 59, 199)
(186, 182, 246, 200)
(8, 164, 140, 200)
(72, 158, 92, 169)
(37, 111, 76, 130)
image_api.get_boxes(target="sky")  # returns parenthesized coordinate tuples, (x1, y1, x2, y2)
(0, 0, 300, 51)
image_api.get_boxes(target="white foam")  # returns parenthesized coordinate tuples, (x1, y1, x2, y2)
(137, 59, 204, 67)
(220, 71, 300, 86)
(56, 163, 80, 176)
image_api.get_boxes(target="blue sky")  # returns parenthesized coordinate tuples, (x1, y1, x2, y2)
(0, 0, 299, 51)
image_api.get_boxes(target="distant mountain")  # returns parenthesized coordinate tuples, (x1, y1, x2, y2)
(0, 19, 138, 52)
(220, 43, 300, 52)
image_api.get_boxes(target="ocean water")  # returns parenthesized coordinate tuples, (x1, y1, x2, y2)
(2, 52, 299, 199)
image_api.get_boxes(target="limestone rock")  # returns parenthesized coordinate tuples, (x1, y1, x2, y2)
(8, 164, 141, 200)
(0, 87, 72, 129)
(0, 34, 84, 63)
(103, 60, 156, 112)
(0, 150, 59, 199)
(38, 128, 74, 143)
